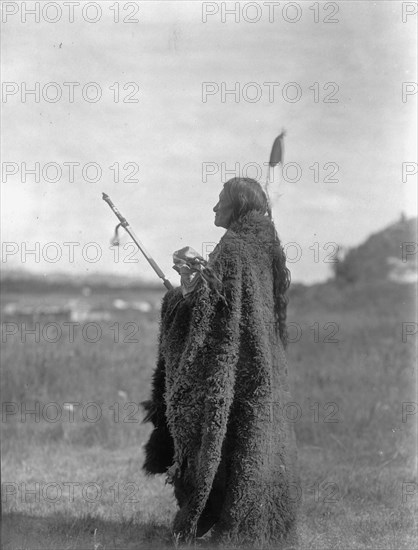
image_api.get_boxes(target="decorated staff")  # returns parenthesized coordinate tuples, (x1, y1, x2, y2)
(102, 192, 173, 290)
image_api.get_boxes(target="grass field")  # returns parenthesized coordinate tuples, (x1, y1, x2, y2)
(1, 281, 417, 549)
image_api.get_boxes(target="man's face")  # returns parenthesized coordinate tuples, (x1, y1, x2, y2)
(213, 189, 234, 228)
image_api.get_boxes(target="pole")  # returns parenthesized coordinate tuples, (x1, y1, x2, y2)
(102, 193, 173, 291)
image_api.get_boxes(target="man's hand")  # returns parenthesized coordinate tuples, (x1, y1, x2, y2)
(172, 247, 207, 297)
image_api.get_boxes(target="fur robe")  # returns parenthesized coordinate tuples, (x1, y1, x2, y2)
(142, 210, 299, 547)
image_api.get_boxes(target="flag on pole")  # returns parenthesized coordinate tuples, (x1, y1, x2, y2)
(269, 130, 286, 167)
(264, 130, 286, 213)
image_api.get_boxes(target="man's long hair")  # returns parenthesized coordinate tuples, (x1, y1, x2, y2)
(223, 177, 291, 347)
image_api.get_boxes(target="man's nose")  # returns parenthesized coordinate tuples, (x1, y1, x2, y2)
(213, 202, 219, 212)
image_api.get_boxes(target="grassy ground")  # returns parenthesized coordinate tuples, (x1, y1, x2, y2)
(2, 444, 417, 550)
(1, 283, 417, 549)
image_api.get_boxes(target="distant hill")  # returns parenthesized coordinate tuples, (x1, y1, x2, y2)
(332, 215, 417, 285)
(286, 215, 417, 319)
(0, 269, 162, 294)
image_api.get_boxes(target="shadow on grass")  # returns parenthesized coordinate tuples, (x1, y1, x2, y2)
(2, 511, 173, 550)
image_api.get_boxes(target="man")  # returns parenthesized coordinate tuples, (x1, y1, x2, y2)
(142, 177, 298, 547)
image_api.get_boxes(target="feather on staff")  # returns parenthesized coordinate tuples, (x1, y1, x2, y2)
(264, 130, 286, 212)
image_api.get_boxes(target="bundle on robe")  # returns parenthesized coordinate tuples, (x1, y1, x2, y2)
(142, 210, 299, 547)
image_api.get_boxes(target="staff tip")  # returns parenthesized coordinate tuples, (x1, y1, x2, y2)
(102, 192, 109, 200)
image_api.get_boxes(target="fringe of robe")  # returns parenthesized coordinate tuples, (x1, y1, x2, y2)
(142, 210, 299, 548)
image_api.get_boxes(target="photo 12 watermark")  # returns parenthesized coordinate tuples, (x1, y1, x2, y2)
(201, 2, 340, 24)
(201, 240, 341, 265)
(201, 161, 340, 183)
(2, 401, 143, 424)
(1, 1, 141, 24)
(2, 161, 140, 183)
(1, 82, 140, 103)
(201, 81, 340, 103)
(1, 321, 140, 344)
(1, 481, 141, 504)
(401, 2, 418, 23)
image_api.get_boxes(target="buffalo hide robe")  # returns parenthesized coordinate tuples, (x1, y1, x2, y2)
(142, 210, 299, 547)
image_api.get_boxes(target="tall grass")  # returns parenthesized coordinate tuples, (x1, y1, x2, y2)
(1, 281, 417, 549)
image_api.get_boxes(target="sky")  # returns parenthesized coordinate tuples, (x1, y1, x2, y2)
(1, 0, 417, 285)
